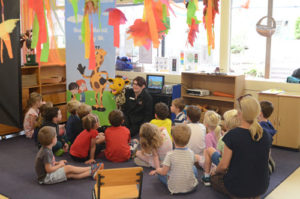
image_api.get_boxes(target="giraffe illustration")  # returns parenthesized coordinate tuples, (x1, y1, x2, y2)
(77, 47, 108, 112)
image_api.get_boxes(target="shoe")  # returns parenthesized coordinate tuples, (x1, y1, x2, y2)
(91, 162, 104, 180)
(134, 157, 151, 167)
(54, 149, 64, 156)
(269, 156, 275, 172)
(130, 140, 139, 158)
(201, 176, 211, 186)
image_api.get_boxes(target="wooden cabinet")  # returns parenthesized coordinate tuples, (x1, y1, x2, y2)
(259, 92, 300, 149)
(21, 64, 67, 122)
(181, 72, 245, 115)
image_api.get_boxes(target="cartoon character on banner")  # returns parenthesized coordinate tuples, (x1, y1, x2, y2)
(108, 75, 130, 109)
(76, 79, 87, 103)
(77, 47, 108, 112)
(68, 82, 79, 100)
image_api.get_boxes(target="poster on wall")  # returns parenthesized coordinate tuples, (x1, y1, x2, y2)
(0, 0, 22, 128)
(65, 0, 116, 125)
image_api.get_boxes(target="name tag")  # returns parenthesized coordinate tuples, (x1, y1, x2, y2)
(129, 97, 135, 100)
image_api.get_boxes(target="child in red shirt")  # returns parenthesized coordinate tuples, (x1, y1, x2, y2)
(70, 114, 105, 164)
(105, 110, 139, 162)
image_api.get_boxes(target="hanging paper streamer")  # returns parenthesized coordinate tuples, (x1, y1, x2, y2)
(98, 0, 101, 30)
(127, 0, 172, 49)
(84, 15, 90, 59)
(241, 0, 250, 9)
(106, 8, 127, 48)
(89, 21, 96, 70)
(69, 0, 79, 23)
(203, 0, 219, 55)
(186, 0, 201, 47)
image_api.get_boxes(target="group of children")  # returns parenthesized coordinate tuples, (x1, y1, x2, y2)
(24, 92, 276, 195)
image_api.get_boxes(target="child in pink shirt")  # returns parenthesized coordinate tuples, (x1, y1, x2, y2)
(203, 111, 221, 149)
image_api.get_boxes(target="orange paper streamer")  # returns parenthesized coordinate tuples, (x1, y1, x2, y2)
(89, 21, 96, 70)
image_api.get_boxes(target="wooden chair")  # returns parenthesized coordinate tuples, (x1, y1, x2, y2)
(92, 167, 143, 199)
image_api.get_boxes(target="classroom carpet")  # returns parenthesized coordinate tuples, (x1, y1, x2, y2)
(0, 136, 300, 199)
(266, 166, 300, 199)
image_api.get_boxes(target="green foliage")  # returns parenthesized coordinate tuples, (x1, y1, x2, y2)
(295, 17, 300, 39)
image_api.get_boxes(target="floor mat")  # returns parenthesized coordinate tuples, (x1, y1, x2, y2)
(266, 167, 300, 199)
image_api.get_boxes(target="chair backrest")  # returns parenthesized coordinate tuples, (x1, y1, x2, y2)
(96, 167, 143, 187)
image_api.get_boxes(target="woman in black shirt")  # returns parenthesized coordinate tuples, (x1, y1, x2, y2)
(211, 95, 272, 198)
(122, 76, 153, 137)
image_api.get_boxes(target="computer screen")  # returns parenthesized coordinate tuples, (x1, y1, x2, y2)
(146, 75, 165, 91)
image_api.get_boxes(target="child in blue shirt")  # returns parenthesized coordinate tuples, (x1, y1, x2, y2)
(259, 101, 277, 138)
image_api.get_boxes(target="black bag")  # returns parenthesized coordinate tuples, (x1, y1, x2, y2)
(292, 68, 300, 78)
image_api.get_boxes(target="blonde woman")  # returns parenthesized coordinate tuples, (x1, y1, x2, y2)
(211, 95, 272, 198)
(134, 123, 172, 169)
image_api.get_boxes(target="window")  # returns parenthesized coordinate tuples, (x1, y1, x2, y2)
(116, 1, 220, 74)
(231, 0, 300, 80)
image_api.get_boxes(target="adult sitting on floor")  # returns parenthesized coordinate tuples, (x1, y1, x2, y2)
(210, 95, 272, 199)
(122, 76, 153, 137)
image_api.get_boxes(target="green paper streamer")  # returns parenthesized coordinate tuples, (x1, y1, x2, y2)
(133, 0, 144, 4)
(98, 0, 101, 30)
(40, 1, 49, 62)
(81, 15, 86, 43)
(187, 1, 197, 25)
(31, 15, 39, 49)
(70, 0, 79, 24)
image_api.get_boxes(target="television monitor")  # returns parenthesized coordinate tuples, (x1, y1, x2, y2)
(146, 75, 165, 94)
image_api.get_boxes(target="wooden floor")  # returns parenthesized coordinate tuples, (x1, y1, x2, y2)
(0, 124, 20, 136)
(266, 167, 300, 199)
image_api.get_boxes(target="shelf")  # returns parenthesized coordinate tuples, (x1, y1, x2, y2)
(22, 85, 40, 89)
(21, 66, 39, 69)
(41, 82, 66, 87)
(182, 94, 235, 103)
(40, 63, 65, 68)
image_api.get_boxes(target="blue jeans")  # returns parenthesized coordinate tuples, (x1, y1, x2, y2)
(158, 166, 199, 186)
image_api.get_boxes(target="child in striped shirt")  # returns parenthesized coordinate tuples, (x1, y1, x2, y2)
(170, 98, 186, 125)
(150, 124, 199, 194)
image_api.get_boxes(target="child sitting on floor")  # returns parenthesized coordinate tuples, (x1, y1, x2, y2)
(185, 105, 206, 166)
(33, 102, 53, 145)
(170, 98, 186, 126)
(70, 114, 105, 164)
(35, 126, 103, 184)
(104, 110, 139, 162)
(150, 102, 172, 140)
(23, 92, 43, 138)
(149, 124, 199, 194)
(65, 100, 82, 143)
(36, 107, 69, 156)
(202, 109, 240, 186)
(203, 111, 222, 150)
(134, 123, 172, 168)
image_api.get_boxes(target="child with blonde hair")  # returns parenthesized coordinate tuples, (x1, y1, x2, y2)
(202, 109, 240, 186)
(70, 114, 105, 164)
(149, 124, 199, 194)
(203, 110, 221, 149)
(66, 100, 82, 143)
(150, 102, 172, 140)
(35, 126, 103, 184)
(170, 98, 186, 125)
(134, 123, 172, 168)
(23, 92, 43, 138)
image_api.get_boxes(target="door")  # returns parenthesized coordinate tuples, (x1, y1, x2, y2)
(276, 96, 300, 149)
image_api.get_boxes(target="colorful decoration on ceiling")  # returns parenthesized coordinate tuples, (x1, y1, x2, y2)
(186, 0, 201, 47)
(0, 0, 19, 63)
(127, 0, 172, 49)
(241, 0, 250, 9)
(106, 8, 127, 48)
(28, 0, 50, 62)
(203, 0, 219, 55)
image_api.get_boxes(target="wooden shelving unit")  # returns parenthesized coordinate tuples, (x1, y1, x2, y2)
(181, 72, 245, 115)
(21, 64, 67, 122)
